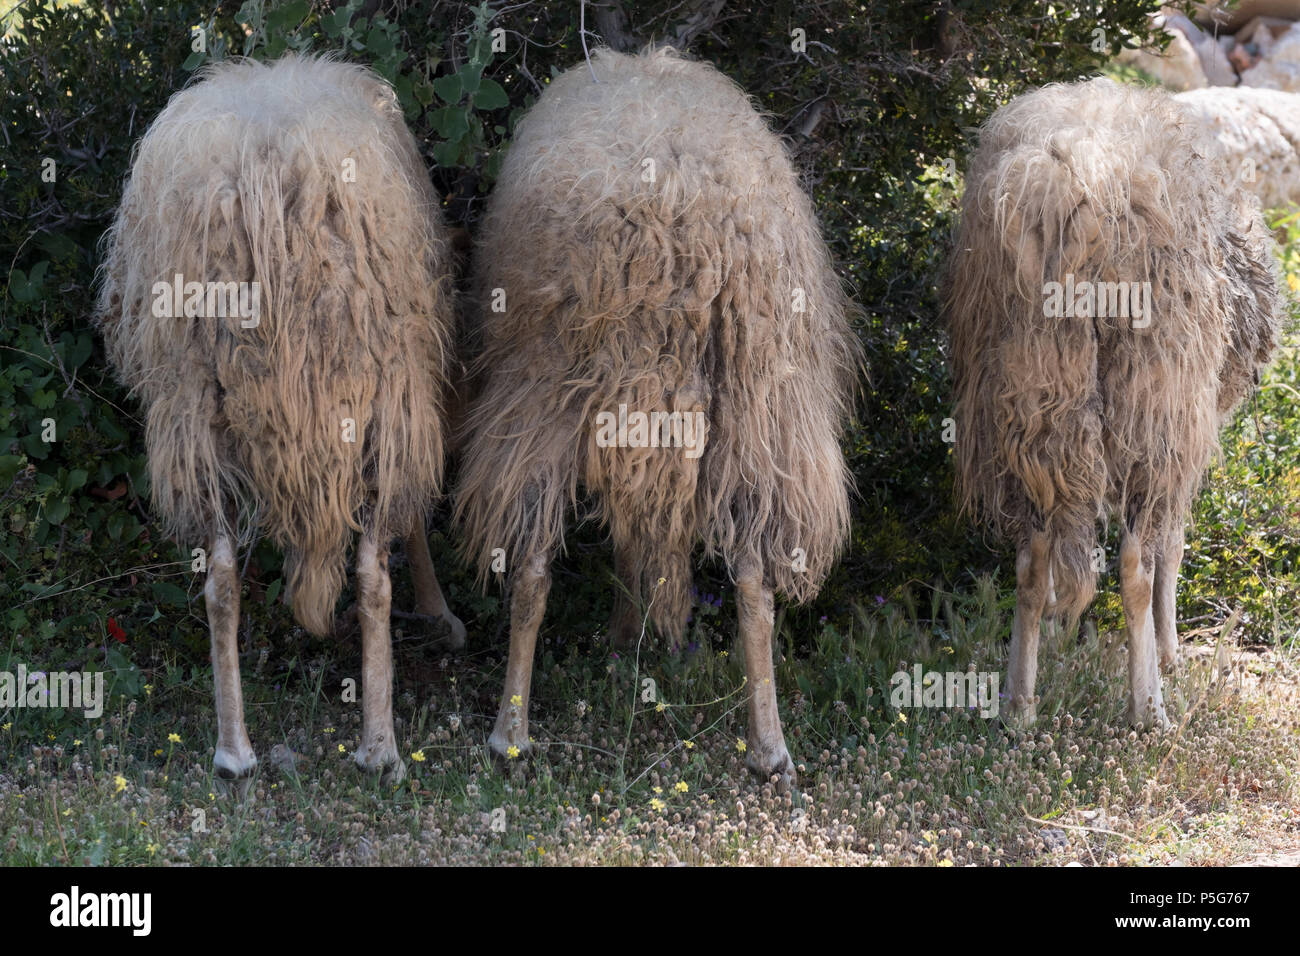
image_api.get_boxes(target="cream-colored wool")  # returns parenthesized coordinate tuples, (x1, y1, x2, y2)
(454, 46, 860, 636)
(1175, 86, 1300, 210)
(945, 78, 1281, 619)
(95, 54, 454, 636)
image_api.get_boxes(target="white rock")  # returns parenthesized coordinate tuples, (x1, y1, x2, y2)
(1116, 29, 1208, 90)
(1196, 31, 1241, 85)
(1196, 1, 1300, 34)
(1241, 21, 1300, 90)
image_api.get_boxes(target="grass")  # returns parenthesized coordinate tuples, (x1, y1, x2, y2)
(5, 333, 1300, 867)
(6, 332, 1300, 865)
(2, 554, 1297, 865)
(4, 4, 1299, 869)
(6, 231, 1300, 871)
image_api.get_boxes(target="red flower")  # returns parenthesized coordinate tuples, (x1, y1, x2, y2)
(108, 618, 126, 643)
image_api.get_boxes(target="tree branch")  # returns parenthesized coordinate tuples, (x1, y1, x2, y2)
(591, 1, 642, 52)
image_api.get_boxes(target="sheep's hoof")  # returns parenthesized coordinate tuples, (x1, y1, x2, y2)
(745, 740, 797, 793)
(355, 742, 406, 786)
(488, 729, 532, 766)
(436, 611, 467, 652)
(213, 748, 257, 799)
(1158, 648, 1183, 675)
(408, 607, 468, 652)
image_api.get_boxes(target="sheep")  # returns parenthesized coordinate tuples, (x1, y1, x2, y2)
(1174, 86, 1300, 210)
(94, 54, 465, 785)
(453, 46, 860, 788)
(944, 77, 1282, 730)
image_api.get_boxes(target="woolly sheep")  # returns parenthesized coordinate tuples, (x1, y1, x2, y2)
(95, 55, 464, 784)
(944, 78, 1281, 729)
(454, 47, 860, 787)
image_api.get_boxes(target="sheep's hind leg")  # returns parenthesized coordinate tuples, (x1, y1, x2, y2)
(207, 532, 257, 792)
(1004, 530, 1050, 730)
(1153, 524, 1184, 674)
(736, 555, 795, 791)
(608, 546, 645, 651)
(406, 525, 467, 651)
(354, 532, 405, 784)
(1120, 529, 1170, 731)
(1043, 566, 1060, 645)
(488, 551, 551, 762)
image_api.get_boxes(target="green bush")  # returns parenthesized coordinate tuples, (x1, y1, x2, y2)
(11, 0, 1272, 732)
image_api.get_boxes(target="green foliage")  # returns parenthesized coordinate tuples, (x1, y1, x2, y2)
(1, 1, 227, 721)
(4, 560, 1289, 865)
(1181, 352, 1300, 643)
(1, 0, 1286, 761)
(173, 0, 512, 183)
(1177, 207, 1300, 644)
